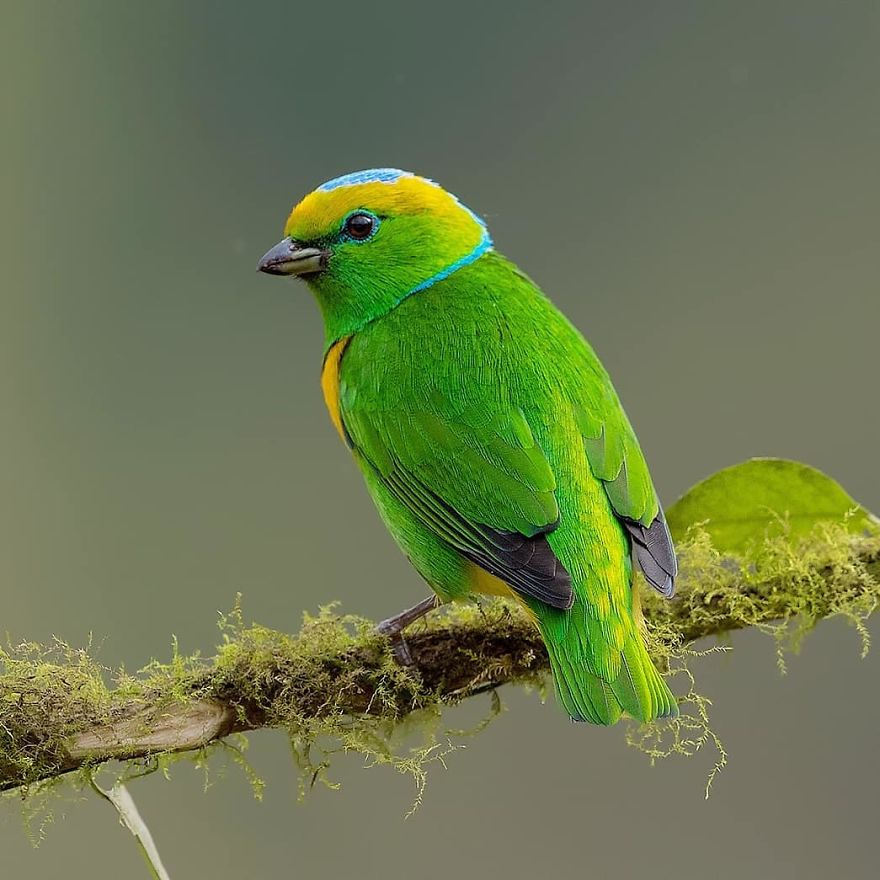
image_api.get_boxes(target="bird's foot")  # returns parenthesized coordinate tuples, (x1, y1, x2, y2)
(376, 595, 439, 667)
(382, 631, 415, 666)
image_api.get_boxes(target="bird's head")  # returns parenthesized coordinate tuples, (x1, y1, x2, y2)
(257, 169, 492, 347)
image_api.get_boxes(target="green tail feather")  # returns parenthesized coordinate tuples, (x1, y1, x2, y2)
(548, 646, 622, 725)
(541, 616, 678, 725)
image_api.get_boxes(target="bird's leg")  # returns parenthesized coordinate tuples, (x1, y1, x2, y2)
(376, 595, 439, 636)
(376, 595, 439, 666)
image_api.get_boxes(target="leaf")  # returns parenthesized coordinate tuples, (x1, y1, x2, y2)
(666, 458, 877, 554)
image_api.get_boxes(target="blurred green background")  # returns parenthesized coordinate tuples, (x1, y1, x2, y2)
(2, 1, 878, 877)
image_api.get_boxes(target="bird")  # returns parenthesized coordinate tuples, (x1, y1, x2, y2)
(257, 168, 678, 724)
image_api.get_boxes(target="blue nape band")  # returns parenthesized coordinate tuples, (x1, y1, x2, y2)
(407, 229, 494, 296)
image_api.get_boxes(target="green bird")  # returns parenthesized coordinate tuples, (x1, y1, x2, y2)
(258, 169, 677, 724)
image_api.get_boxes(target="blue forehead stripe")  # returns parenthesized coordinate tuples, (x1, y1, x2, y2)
(318, 168, 411, 192)
(317, 168, 489, 235)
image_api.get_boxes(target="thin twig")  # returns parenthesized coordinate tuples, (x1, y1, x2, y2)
(90, 773, 173, 880)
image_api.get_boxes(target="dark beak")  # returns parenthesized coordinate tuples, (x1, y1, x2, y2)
(256, 239, 327, 276)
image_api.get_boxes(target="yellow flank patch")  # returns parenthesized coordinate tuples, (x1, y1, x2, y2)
(321, 336, 351, 443)
(630, 578, 644, 629)
(285, 175, 482, 244)
(466, 562, 538, 624)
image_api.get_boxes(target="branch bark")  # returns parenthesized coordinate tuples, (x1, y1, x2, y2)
(1, 531, 878, 794)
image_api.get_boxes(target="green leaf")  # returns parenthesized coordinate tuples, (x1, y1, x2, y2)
(666, 458, 877, 554)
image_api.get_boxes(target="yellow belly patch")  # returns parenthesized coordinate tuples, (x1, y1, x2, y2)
(466, 562, 538, 624)
(321, 335, 351, 443)
(468, 562, 516, 599)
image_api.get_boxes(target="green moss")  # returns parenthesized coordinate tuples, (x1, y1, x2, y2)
(628, 520, 880, 789)
(0, 639, 113, 791)
(643, 520, 880, 660)
(207, 599, 524, 804)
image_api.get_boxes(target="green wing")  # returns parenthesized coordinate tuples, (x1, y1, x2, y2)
(339, 377, 574, 609)
(573, 379, 677, 597)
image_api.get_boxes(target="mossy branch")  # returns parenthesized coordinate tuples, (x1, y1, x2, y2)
(1, 525, 878, 795)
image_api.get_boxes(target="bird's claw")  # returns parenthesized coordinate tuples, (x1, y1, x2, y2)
(376, 616, 416, 665)
(375, 595, 439, 667)
(384, 631, 414, 666)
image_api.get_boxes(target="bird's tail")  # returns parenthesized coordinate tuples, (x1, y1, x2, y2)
(537, 595, 678, 725)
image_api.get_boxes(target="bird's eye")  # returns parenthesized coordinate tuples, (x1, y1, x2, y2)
(343, 212, 377, 241)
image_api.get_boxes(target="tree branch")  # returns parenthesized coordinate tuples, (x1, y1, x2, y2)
(1, 528, 878, 794)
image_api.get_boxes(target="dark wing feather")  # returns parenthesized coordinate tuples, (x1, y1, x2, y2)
(623, 508, 677, 598)
(468, 524, 573, 609)
(384, 468, 573, 609)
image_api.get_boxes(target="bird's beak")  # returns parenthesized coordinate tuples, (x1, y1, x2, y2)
(256, 239, 327, 276)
